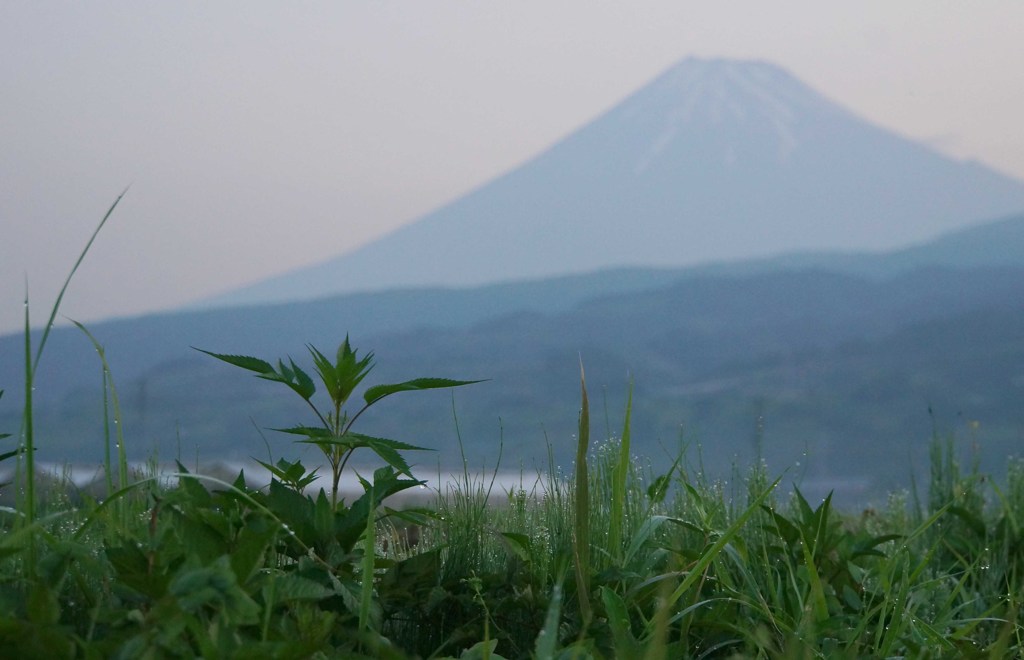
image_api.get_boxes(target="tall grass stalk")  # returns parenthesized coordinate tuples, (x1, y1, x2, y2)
(573, 360, 592, 626)
(72, 322, 129, 494)
(608, 379, 632, 562)
(21, 291, 34, 527)
(17, 190, 126, 528)
(360, 481, 377, 636)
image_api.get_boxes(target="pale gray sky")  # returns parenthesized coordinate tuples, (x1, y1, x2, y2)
(2, 2, 1023, 335)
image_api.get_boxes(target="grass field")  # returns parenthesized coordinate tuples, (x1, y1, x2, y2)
(2, 198, 1021, 657)
(2, 370, 1021, 658)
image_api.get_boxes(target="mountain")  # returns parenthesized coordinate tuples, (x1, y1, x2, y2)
(6, 263, 1024, 507)
(6, 210, 1024, 415)
(204, 57, 1024, 309)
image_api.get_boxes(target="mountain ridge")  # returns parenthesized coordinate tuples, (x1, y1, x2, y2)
(6, 262, 1024, 505)
(201, 57, 1024, 309)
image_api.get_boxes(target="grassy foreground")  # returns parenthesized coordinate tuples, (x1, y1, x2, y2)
(1, 387, 1022, 658)
(2, 198, 1021, 657)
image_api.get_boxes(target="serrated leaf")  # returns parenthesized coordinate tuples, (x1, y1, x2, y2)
(271, 574, 336, 601)
(350, 433, 432, 477)
(308, 344, 340, 400)
(170, 556, 260, 626)
(231, 519, 277, 584)
(363, 377, 485, 406)
(255, 458, 291, 481)
(193, 348, 274, 375)
(310, 337, 375, 408)
(289, 358, 317, 400)
(346, 433, 430, 453)
(273, 425, 333, 438)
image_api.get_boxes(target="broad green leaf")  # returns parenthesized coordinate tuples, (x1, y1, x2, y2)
(308, 344, 341, 401)
(255, 457, 319, 488)
(346, 433, 430, 453)
(289, 358, 317, 399)
(498, 532, 533, 562)
(363, 377, 485, 406)
(270, 574, 335, 601)
(230, 519, 277, 584)
(351, 433, 431, 477)
(313, 489, 334, 541)
(192, 348, 274, 375)
(309, 337, 376, 408)
(267, 357, 317, 401)
(600, 586, 640, 658)
(273, 425, 334, 438)
(624, 515, 677, 566)
(170, 556, 260, 626)
(265, 480, 316, 540)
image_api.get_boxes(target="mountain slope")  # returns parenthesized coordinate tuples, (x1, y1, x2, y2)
(206, 58, 1024, 308)
(6, 264, 1024, 505)
(5, 210, 1024, 412)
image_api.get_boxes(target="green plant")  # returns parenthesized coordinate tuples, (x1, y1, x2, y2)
(197, 336, 482, 506)
(17, 191, 126, 526)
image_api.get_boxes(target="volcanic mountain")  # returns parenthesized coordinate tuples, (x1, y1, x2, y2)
(206, 58, 1024, 308)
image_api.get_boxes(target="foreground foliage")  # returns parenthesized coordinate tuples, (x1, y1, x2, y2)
(2, 196, 1021, 656)
(2, 388, 1022, 657)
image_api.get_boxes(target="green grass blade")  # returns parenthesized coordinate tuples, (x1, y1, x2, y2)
(573, 359, 592, 625)
(533, 583, 563, 660)
(666, 476, 781, 610)
(22, 289, 35, 527)
(800, 530, 829, 623)
(73, 321, 129, 493)
(360, 481, 377, 635)
(33, 189, 127, 372)
(18, 190, 125, 530)
(609, 380, 633, 562)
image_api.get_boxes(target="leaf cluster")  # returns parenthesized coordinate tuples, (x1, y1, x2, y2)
(196, 336, 482, 505)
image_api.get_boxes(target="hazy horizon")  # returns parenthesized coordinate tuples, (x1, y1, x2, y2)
(3, 3, 1024, 335)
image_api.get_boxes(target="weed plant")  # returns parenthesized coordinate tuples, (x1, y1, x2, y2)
(0, 195, 1022, 657)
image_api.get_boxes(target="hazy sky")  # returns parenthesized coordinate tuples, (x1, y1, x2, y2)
(2, 2, 1023, 336)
